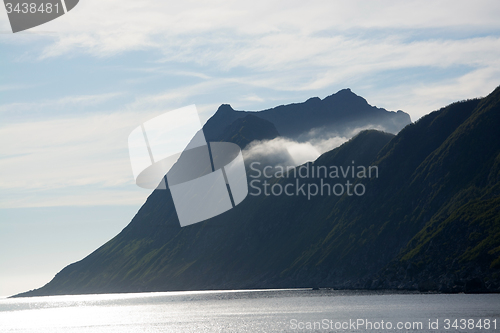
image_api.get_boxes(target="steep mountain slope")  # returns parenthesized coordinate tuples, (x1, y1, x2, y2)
(14, 87, 500, 297)
(283, 91, 500, 292)
(374, 89, 500, 292)
(16, 129, 395, 296)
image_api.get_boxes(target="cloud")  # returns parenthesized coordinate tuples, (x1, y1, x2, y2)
(31, 0, 500, 58)
(0, 92, 124, 117)
(0, 110, 148, 189)
(0, 109, 162, 207)
(2, 0, 499, 123)
(30, 1, 500, 77)
(125, 79, 230, 112)
(242, 124, 392, 168)
(243, 137, 315, 167)
(243, 135, 347, 168)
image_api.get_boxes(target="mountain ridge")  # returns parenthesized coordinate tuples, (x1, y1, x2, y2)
(13, 87, 500, 297)
(203, 88, 411, 141)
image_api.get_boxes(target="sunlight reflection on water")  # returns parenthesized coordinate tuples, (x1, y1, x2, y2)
(1, 289, 499, 332)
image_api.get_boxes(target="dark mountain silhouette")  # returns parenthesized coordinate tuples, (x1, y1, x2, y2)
(14, 87, 500, 297)
(203, 88, 410, 141)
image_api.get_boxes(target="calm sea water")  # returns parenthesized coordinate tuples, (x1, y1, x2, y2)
(0, 289, 499, 332)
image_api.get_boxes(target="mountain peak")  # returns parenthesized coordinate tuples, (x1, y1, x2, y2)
(322, 88, 367, 105)
(204, 90, 410, 140)
(216, 104, 235, 113)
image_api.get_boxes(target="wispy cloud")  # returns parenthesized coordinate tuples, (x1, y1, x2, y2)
(0, 92, 124, 115)
(243, 123, 395, 169)
(0, 110, 158, 207)
(33, 0, 500, 57)
(2, 0, 498, 122)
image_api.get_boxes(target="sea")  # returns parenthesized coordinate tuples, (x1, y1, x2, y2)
(0, 289, 499, 332)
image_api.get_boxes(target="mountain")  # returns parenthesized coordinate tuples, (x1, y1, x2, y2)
(203, 88, 410, 141)
(14, 87, 500, 297)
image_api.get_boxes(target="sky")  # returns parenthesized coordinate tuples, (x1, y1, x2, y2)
(1, 0, 500, 297)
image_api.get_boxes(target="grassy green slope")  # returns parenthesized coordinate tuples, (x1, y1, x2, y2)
(377, 87, 500, 291)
